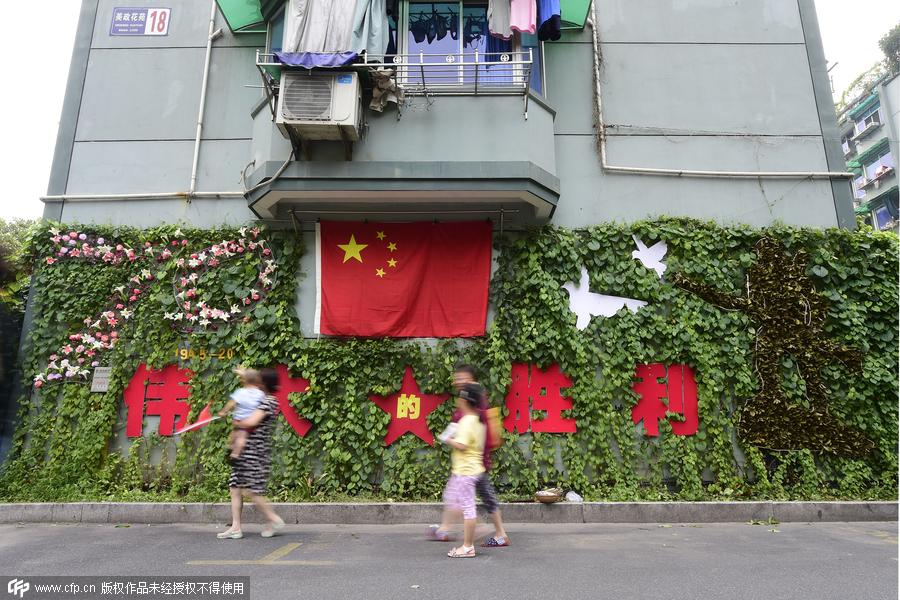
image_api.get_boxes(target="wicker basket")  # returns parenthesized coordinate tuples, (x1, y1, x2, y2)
(534, 488, 563, 504)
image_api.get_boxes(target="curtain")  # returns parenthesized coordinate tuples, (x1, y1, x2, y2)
(351, 0, 391, 57)
(286, 0, 389, 56)
(285, 0, 356, 53)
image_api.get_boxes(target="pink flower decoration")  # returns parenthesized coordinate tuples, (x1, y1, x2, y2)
(79, 233, 87, 240)
(97, 237, 105, 244)
(110, 331, 118, 339)
(101, 335, 109, 342)
(69, 232, 78, 239)
(91, 361, 100, 367)
(45, 257, 56, 265)
(116, 244, 123, 251)
(237, 247, 245, 253)
(107, 318, 118, 327)
(116, 304, 124, 310)
(77, 358, 85, 364)
(263, 248, 271, 256)
(49, 354, 59, 361)
(34, 381, 43, 388)
(60, 247, 69, 254)
(242, 298, 251, 305)
(129, 296, 137, 302)
(76, 345, 85, 353)
(208, 258, 219, 267)
(181, 239, 188, 246)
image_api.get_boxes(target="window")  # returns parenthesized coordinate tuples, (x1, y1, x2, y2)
(402, 1, 543, 93)
(841, 136, 853, 156)
(873, 205, 893, 230)
(267, 5, 285, 54)
(853, 174, 866, 199)
(863, 151, 894, 181)
(855, 103, 881, 136)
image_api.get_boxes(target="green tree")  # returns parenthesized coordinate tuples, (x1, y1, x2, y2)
(880, 23, 900, 75)
(0, 218, 37, 311)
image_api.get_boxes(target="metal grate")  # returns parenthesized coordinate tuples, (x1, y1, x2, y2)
(280, 74, 333, 121)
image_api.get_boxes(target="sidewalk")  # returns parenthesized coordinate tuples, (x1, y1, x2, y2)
(0, 501, 895, 524)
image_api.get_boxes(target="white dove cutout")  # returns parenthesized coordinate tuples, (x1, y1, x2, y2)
(562, 267, 648, 330)
(631, 235, 668, 278)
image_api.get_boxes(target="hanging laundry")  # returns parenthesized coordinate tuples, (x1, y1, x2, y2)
(537, 0, 561, 41)
(285, 0, 356, 53)
(510, 0, 536, 34)
(351, 0, 391, 57)
(488, 0, 513, 40)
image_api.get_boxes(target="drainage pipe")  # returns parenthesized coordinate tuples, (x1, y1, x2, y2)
(189, 0, 224, 199)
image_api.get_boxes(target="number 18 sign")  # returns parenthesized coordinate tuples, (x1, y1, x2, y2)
(110, 7, 171, 36)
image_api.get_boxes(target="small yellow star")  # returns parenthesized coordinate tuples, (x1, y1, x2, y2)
(376, 231, 386, 240)
(387, 258, 397, 268)
(338, 234, 367, 263)
(375, 268, 386, 278)
(387, 242, 397, 252)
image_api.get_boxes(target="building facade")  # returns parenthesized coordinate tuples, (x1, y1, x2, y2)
(41, 0, 855, 338)
(839, 73, 900, 233)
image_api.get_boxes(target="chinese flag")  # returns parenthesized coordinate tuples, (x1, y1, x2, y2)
(316, 221, 492, 337)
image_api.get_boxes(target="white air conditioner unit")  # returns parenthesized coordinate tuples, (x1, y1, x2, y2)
(276, 71, 362, 141)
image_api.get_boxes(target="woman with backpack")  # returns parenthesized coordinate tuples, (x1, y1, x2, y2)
(429, 365, 510, 549)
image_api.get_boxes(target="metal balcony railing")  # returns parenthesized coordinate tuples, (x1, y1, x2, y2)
(255, 50, 534, 117)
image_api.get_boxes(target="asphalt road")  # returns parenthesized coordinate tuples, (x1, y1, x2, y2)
(1, 521, 896, 600)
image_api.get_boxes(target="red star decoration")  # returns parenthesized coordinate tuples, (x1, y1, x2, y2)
(370, 366, 448, 446)
(274, 364, 313, 437)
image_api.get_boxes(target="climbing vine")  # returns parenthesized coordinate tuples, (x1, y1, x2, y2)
(0, 218, 896, 502)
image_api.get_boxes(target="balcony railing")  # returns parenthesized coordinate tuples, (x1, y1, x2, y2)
(255, 50, 534, 117)
(360, 51, 533, 97)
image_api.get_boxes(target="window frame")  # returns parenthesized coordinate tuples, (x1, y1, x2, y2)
(266, 2, 286, 54)
(399, 0, 545, 94)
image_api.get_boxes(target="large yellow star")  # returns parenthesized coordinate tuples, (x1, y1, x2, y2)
(338, 234, 367, 263)
(375, 268, 386, 278)
(376, 231, 386, 240)
(387, 242, 397, 252)
(387, 258, 397, 268)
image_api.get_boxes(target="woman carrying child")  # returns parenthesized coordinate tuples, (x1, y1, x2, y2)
(217, 367, 285, 539)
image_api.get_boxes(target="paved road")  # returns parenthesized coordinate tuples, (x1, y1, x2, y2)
(1, 521, 896, 600)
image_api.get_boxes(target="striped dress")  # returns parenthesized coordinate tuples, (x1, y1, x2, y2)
(228, 394, 278, 495)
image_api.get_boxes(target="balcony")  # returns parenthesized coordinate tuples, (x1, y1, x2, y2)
(256, 50, 535, 116)
(860, 165, 895, 190)
(246, 51, 557, 226)
(851, 118, 882, 142)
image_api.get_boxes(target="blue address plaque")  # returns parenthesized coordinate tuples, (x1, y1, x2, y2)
(110, 7, 171, 36)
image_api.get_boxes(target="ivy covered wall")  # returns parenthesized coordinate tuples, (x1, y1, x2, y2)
(0, 219, 896, 502)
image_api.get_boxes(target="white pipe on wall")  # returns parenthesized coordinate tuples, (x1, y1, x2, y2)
(188, 0, 224, 198)
(586, 0, 852, 180)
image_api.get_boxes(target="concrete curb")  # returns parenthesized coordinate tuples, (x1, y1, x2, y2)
(0, 501, 895, 524)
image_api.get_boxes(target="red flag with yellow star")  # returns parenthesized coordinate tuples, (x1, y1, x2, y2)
(316, 221, 492, 337)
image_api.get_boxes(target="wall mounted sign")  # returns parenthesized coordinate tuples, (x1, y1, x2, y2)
(631, 363, 699, 437)
(90, 366, 113, 393)
(110, 7, 171, 36)
(504, 363, 577, 434)
(370, 366, 448, 446)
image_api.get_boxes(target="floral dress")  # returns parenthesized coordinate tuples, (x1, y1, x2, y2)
(228, 394, 278, 495)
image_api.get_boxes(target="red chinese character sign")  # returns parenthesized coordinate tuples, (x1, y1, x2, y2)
(124, 363, 314, 438)
(124, 363, 194, 436)
(370, 366, 449, 446)
(274, 364, 313, 437)
(631, 364, 699, 436)
(504, 363, 577, 434)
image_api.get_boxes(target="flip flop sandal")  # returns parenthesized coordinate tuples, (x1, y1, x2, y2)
(447, 546, 475, 558)
(481, 536, 509, 547)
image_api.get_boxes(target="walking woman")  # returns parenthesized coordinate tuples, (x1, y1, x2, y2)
(217, 367, 285, 539)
